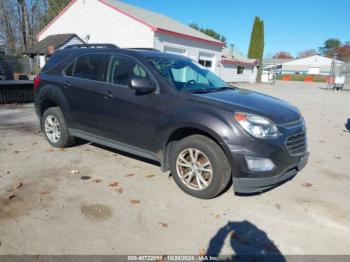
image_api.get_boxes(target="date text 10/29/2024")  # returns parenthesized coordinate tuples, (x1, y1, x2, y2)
(127, 255, 219, 261)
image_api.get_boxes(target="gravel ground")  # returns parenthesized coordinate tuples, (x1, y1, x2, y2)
(0, 81, 349, 256)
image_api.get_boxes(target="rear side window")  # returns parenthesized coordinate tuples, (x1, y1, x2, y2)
(41, 54, 69, 72)
(73, 54, 109, 82)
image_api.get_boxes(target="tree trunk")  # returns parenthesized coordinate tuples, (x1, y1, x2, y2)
(17, 0, 28, 50)
(0, 0, 17, 53)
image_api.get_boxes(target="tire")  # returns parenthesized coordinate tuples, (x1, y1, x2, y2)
(170, 135, 231, 199)
(41, 107, 74, 148)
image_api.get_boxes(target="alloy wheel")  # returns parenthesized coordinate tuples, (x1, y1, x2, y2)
(44, 115, 61, 143)
(176, 148, 213, 191)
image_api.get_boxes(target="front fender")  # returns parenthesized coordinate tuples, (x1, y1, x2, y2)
(156, 107, 238, 165)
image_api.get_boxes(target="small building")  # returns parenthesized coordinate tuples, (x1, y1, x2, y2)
(220, 48, 257, 83)
(37, 0, 224, 74)
(263, 58, 295, 73)
(24, 34, 84, 69)
(280, 55, 343, 75)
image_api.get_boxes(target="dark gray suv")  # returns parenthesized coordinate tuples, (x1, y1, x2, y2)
(34, 44, 308, 199)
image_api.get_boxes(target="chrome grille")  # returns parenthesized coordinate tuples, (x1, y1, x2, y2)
(286, 132, 306, 156)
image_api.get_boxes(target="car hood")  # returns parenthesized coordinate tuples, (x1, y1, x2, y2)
(191, 89, 301, 124)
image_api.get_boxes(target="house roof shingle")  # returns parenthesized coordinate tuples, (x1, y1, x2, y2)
(103, 0, 224, 46)
(221, 48, 257, 66)
(24, 34, 82, 55)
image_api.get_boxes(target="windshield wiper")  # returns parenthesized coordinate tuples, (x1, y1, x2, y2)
(188, 89, 213, 94)
(212, 86, 235, 92)
(187, 86, 235, 94)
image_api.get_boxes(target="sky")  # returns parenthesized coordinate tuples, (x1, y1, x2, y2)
(121, 0, 350, 57)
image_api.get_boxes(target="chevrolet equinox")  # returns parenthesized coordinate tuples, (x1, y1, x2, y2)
(34, 44, 308, 199)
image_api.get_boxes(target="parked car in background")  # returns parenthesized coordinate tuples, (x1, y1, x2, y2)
(34, 44, 308, 199)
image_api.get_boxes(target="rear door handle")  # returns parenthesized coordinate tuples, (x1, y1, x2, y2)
(63, 81, 70, 88)
(104, 91, 114, 99)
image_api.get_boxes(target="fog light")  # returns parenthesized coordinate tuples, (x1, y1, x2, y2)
(245, 156, 275, 172)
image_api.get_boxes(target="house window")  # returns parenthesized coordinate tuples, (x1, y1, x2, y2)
(199, 59, 212, 68)
(237, 65, 244, 74)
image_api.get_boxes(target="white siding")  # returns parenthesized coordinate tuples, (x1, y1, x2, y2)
(154, 33, 222, 74)
(220, 64, 256, 83)
(38, 0, 154, 48)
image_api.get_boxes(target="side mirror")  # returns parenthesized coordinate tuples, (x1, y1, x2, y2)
(129, 77, 156, 93)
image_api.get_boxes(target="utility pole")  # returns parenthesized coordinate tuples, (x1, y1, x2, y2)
(328, 52, 337, 90)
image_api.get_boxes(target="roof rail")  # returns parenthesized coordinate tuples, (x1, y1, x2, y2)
(126, 48, 160, 52)
(65, 43, 119, 49)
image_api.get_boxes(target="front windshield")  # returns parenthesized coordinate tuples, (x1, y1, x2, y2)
(147, 57, 232, 93)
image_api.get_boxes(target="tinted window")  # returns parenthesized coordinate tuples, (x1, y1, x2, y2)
(108, 55, 152, 86)
(42, 54, 69, 72)
(73, 54, 109, 82)
(64, 60, 75, 76)
(148, 57, 229, 93)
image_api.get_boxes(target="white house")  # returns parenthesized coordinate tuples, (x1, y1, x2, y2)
(25, 34, 84, 69)
(37, 0, 224, 75)
(220, 48, 257, 83)
(280, 55, 343, 75)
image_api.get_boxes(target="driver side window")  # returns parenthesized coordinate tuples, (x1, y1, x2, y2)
(108, 55, 152, 87)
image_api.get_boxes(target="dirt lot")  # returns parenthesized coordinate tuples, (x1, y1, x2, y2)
(0, 81, 349, 256)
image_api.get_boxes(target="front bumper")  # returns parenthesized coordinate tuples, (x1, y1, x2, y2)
(227, 120, 308, 193)
(233, 153, 308, 193)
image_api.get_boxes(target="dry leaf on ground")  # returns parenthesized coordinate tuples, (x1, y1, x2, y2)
(302, 182, 313, 188)
(275, 204, 282, 210)
(108, 182, 119, 187)
(159, 222, 168, 228)
(145, 175, 156, 178)
(41, 191, 50, 196)
(13, 182, 23, 190)
(198, 249, 206, 256)
(130, 199, 140, 205)
(126, 173, 135, 177)
(214, 214, 220, 219)
(8, 194, 16, 200)
(93, 178, 102, 183)
(115, 187, 123, 193)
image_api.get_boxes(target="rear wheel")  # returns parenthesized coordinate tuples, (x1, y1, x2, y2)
(42, 107, 74, 148)
(170, 135, 231, 199)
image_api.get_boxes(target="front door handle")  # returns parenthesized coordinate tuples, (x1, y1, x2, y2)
(63, 81, 70, 88)
(104, 91, 114, 99)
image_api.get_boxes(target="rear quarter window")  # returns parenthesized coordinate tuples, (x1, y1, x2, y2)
(41, 54, 69, 72)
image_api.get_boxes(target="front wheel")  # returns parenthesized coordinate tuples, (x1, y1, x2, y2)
(170, 135, 231, 199)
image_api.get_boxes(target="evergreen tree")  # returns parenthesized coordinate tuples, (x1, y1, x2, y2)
(248, 17, 265, 83)
(43, 0, 71, 26)
(189, 23, 227, 43)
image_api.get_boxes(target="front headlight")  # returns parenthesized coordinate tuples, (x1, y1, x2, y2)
(234, 112, 280, 139)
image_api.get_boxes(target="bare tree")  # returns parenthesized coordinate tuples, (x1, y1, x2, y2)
(0, 0, 72, 54)
(0, 0, 18, 53)
(297, 49, 317, 58)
